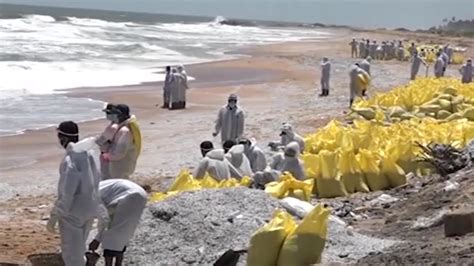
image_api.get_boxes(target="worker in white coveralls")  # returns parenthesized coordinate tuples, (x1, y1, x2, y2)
(96, 104, 119, 179)
(410, 50, 427, 80)
(349, 38, 358, 58)
(101, 104, 141, 179)
(88, 179, 147, 266)
(225, 144, 253, 180)
(161, 66, 172, 109)
(47, 121, 108, 266)
(349, 63, 370, 107)
(459, 59, 473, 83)
(359, 39, 366, 58)
(194, 141, 231, 181)
(239, 137, 267, 172)
(253, 142, 305, 187)
(319, 57, 331, 97)
(213, 94, 245, 143)
(440, 48, 450, 76)
(360, 56, 372, 76)
(434, 52, 445, 78)
(269, 122, 305, 153)
(176, 64, 189, 109)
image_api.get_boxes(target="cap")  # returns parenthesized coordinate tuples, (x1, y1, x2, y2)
(103, 103, 116, 114)
(57, 121, 79, 137)
(200, 141, 214, 151)
(228, 94, 238, 101)
(115, 104, 130, 116)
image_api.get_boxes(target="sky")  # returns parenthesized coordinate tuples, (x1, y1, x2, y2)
(1, 0, 473, 29)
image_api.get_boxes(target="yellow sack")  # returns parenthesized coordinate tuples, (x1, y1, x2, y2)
(277, 204, 330, 266)
(316, 150, 347, 198)
(149, 191, 178, 203)
(200, 175, 219, 188)
(128, 116, 142, 156)
(338, 150, 369, 193)
(247, 210, 296, 266)
(218, 178, 239, 188)
(265, 173, 314, 201)
(381, 158, 407, 188)
(168, 169, 201, 192)
(357, 149, 390, 191)
(301, 154, 320, 178)
(240, 176, 253, 187)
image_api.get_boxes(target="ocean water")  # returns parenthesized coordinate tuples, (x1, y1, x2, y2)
(0, 4, 329, 136)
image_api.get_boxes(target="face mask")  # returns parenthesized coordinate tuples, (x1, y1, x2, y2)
(106, 114, 118, 122)
(58, 136, 69, 149)
(228, 102, 236, 108)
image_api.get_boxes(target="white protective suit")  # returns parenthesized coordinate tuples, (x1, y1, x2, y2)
(214, 105, 245, 143)
(397, 45, 405, 61)
(225, 144, 253, 180)
(108, 117, 139, 179)
(360, 58, 371, 76)
(95, 179, 147, 252)
(320, 59, 331, 93)
(410, 54, 426, 80)
(169, 69, 186, 106)
(51, 138, 107, 266)
(253, 142, 305, 186)
(269, 123, 305, 153)
(96, 123, 119, 179)
(434, 56, 445, 78)
(359, 41, 366, 58)
(459, 61, 473, 83)
(163, 70, 173, 106)
(194, 149, 231, 181)
(349, 65, 370, 103)
(369, 42, 377, 59)
(441, 52, 449, 76)
(349, 39, 358, 58)
(243, 140, 267, 172)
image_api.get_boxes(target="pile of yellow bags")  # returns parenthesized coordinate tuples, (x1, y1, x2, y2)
(149, 170, 251, 202)
(264, 172, 314, 201)
(303, 118, 474, 198)
(351, 78, 474, 123)
(247, 204, 330, 266)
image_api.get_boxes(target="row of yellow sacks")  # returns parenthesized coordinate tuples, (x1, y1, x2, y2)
(351, 79, 474, 123)
(149, 170, 251, 202)
(247, 205, 330, 266)
(302, 119, 474, 198)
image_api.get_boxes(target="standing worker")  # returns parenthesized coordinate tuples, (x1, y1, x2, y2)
(410, 50, 427, 80)
(176, 65, 189, 109)
(101, 104, 141, 179)
(459, 59, 473, 83)
(161, 66, 172, 109)
(369, 40, 377, 59)
(319, 57, 331, 97)
(213, 94, 245, 143)
(88, 179, 147, 266)
(360, 56, 372, 76)
(441, 49, 450, 76)
(349, 38, 358, 58)
(434, 52, 445, 78)
(47, 121, 107, 266)
(359, 39, 366, 58)
(397, 41, 405, 61)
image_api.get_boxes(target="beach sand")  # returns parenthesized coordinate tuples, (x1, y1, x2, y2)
(0, 27, 472, 263)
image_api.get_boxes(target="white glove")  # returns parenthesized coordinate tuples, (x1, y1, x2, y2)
(46, 214, 59, 233)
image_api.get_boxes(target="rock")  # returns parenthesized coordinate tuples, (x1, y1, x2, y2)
(444, 208, 474, 237)
(443, 180, 460, 192)
(411, 209, 448, 231)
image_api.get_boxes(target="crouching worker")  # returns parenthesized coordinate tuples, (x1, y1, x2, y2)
(253, 142, 305, 188)
(88, 179, 147, 266)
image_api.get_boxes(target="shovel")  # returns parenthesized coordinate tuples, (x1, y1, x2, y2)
(213, 249, 247, 266)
